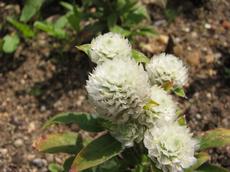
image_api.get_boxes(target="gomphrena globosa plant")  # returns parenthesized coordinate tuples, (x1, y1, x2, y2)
(34, 32, 230, 172)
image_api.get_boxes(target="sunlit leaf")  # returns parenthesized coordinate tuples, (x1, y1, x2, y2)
(2, 34, 20, 53)
(7, 17, 35, 38)
(20, 0, 45, 22)
(173, 87, 187, 98)
(76, 44, 91, 56)
(177, 115, 187, 126)
(70, 134, 122, 171)
(143, 99, 159, 110)
(33, 132, 83, 154)
(198, 128, 230, 150)
(34, 21, 67, 39)
(43, 112, 104, 132)
(132, 49, 150, 63)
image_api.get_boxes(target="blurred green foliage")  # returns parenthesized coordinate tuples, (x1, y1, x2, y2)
(1, 0, 156, 54)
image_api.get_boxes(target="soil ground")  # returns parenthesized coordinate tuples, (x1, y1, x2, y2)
(0, 0, 229, 171)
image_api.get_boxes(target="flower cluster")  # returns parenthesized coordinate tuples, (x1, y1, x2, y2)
(86, 32, 198, 172)
(146, 53, 188, 88)
(89, 32, 132, 64)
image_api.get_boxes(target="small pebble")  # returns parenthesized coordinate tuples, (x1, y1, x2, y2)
(32, 158, 47, 168)
(40, 105, 46, 112)
(27, 154, 36, 161)
(204, 23, 211, 29)
(196, 113, 202, 119)
(0, 148, 8, 155)
(14, 139, 24, 147)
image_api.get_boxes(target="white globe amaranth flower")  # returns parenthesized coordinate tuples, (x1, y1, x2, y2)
(109, 122, 146, 147)
(86, 57, 151, 123)
(144, 122, 198, 172)
(139, 85, 177, 127)
(89, 32, 132, 64)
(146, 53, 188, 87)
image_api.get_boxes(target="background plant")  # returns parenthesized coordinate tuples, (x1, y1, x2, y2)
(1, 0, 156, 54)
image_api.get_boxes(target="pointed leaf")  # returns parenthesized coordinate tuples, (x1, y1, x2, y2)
(177, 115, 187, 126)
(76, 44, 91, 56)
(132, 49, 150, 63)
(70, 134, 123, 171)
(143, 99, 159, 110)
(185, 152, 210, 172)
(194, 163, 229, 172)
(34, 21, 67, 39)
(173, 87, 187, 98)
(7, 17, 35, 38)
(33, 132, 83, 154)
(198, 128, 230, 150)
(20, 0, 45, 22)
(43, 112, 104, 132)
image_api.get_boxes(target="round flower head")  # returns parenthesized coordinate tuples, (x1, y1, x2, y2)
(139, 85, 177, 127)
(86, 57, 151, 123)
(144, 122, 198, 172)
(109, 122, 146, 147)
(146, 53, 188, 88)
(89, 32, 132, 64)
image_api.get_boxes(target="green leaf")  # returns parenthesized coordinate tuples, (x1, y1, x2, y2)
(70, 134, 123, 171)
(185, 152, 210, 172)
(132, 49, 150, 63)
(60, 1, 74, 11)
(63, 156, 75, 172)
(198, 128, 230, 150)
(34, 21, 67, 39)
(20, 0, 45, 22)
(194, 163, 229, 172)
(143, 99, 159, 110)
(54, 16, 68, 29)
(110, 25, 131, 37)
(177, 115, 187, 126)
(2, 34, 20, 53)
(34, 132, 83, 154)
(173, 87, 187, 98)
(134, 26, 157, 37)
(7, 17, 35, 38)
(48, 163, 64, 172)
(122, 2, 149, 27)
(107, 14, 118, 30)
(76, 44, 91, 56)
(43, 112, 104, 132)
